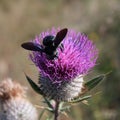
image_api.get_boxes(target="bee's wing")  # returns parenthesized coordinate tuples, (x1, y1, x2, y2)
(54, 28, 68, 48)
(21, 42, 44, 52)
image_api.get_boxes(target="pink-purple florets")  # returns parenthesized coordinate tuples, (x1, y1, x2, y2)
(30, 28, 98, 84)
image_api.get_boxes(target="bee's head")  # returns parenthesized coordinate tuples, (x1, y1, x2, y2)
(43, 35, 54, 46)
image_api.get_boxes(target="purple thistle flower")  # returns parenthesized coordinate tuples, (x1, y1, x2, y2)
(29, 28, 98, 101)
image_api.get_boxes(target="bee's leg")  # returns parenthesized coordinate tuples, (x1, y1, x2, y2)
(53, 51, 59, 60)
(59, 43, 64, 52)
(55, 51, 58, 58)
(47, 53, 58, 60)
(55, 55, 58, 59)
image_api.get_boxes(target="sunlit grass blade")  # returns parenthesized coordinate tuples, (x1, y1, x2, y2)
(39, 109, 45, 120)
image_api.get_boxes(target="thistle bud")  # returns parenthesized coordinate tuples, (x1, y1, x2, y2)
(0, 78, 38, 120)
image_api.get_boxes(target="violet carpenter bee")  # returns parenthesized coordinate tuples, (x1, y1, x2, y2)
(21, 28, 68, 60)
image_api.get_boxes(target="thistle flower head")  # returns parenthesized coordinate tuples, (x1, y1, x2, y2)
(0, 78, 38, 120)
(29, 28, 98, 101)
(0, 78, 26, 101)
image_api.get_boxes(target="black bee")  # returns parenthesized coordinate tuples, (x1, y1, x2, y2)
(21, 28, 68, 60)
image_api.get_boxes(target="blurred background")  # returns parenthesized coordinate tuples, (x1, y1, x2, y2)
(0, 0, 120, 120)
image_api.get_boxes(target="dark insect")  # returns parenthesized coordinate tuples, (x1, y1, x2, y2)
(21, 28, 68, 60)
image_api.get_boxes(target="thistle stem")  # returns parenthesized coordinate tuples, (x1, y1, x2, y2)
(54, 101, 60, 120)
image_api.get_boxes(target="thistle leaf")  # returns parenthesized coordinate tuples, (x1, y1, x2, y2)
(59, 102, 64, 110)
(60, 106, 71, 112)
(43, 98, 54, 111)
(69, 95, 92, 103)
(45, 107, 54, 112)
(25, 73, 43, 95)
(85, 74, 105, 91)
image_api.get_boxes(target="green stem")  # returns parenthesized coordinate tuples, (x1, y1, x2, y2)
(54, 101, 60, 120)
